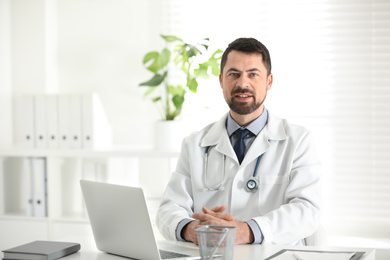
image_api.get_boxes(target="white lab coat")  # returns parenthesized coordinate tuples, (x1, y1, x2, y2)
(157, 111, 321, 245)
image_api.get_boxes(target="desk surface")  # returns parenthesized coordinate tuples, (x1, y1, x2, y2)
(58, 238, 376, 260)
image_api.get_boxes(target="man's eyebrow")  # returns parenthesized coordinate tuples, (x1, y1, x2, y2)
(226, 68, 261, 73)
(226, 68, 241, 73)
(225, 68, 262, 74)
(246, 68, 261, 72)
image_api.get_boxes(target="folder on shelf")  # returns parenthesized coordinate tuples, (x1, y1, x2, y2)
(14, 95, 36, 148)
(34, 95, 48, 148)
(69, 94, 82, 149)
(82, 93, 112, 149)
(23, 157, 47, 217)
(46, 94, 59, 149)
(58, 94, 71, 149)
(31, 157, 47, 217)
(14, 93, 112, 150)
(24, 158, 34, 217)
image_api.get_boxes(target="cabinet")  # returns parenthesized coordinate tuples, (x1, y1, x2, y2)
(0, 147, 179, 250)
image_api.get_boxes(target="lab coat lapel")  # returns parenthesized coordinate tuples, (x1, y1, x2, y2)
(241, 112, 288, 166)
(201, 114, 237, 160)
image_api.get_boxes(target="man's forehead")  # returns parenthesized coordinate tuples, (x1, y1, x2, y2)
(224, 51, 265, 71)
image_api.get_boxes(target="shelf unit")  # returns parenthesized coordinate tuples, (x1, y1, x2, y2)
(0, 147, 179, 249)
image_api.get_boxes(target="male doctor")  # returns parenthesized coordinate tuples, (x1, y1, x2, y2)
(156, 38, 321, 245)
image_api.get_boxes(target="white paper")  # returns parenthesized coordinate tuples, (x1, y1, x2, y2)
(272, 250, 356, 260)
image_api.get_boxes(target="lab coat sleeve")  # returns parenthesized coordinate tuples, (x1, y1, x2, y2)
(156, 138, 195, 241)
(253, 131, 321, 245)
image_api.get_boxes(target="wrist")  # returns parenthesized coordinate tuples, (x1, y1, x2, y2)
(181, 221, 192, 241)
(236, 221, 254, 244)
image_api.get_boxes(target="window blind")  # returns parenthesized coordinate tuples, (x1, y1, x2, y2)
(159, 0, 390, 239)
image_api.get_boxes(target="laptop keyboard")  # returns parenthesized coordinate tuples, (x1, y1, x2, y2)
(159, 249, 191, 259)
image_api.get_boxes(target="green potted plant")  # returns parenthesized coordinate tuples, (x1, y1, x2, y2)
(139, 35, 222, 121)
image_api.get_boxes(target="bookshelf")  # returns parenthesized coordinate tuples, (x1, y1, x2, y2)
(0, 147, 179, 249)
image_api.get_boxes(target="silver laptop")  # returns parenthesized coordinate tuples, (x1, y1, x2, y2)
(80, 180, 200, 259)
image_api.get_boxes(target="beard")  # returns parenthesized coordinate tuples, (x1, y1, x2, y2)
(226, 87, 264, 115)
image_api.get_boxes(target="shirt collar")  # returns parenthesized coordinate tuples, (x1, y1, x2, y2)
(226, 107, 268, 137)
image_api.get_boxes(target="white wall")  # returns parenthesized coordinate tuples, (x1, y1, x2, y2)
(56, 0, 162, 146)
(1, 0, 221, 147)
(0, 0, 12, 146)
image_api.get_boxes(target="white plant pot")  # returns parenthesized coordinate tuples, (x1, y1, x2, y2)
(154, 120, 185, 152)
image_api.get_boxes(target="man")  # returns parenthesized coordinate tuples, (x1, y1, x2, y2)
(156, 38, 321, 245)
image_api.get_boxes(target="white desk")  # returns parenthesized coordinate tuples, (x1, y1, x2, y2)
(59, 238, 376, 260)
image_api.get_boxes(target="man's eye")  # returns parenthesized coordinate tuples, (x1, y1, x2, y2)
(250, 73, 258, 77)
(229, 73, 238, 77)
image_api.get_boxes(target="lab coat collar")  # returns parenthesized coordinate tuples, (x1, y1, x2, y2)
(200, 111, 288, 164)
(200, 114, 237, 160)
(242, 111, 287, 166)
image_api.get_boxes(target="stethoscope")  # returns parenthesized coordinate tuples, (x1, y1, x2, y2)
(203, 146, 263, 192)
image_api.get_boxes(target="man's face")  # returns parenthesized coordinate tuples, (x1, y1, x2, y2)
(219, 50, 273, 119)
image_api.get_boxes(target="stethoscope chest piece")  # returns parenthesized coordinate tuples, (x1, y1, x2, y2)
(246, 178, 259, 192)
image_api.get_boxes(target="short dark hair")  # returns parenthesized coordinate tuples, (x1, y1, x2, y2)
(220, 38, 272, 76)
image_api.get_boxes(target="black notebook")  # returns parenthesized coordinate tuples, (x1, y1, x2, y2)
(2, 240, 81, 260)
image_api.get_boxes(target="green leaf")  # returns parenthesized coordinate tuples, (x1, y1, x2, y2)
(152, 97, 161, 102)
(212, 49, 223, 59)
(143, 52, 159, 65)
(139, 71, 167, 87)
(168, 85, 185, 96)
(145, 48, 171, 73)
(211, 66, 220, 76)
(207, 49, 223, 76)
(187, 78, 198, 93)
(194, 62, 210, 79)
(161, 35, 183, 43)
(172, 95, 184, 109)
(186, 45, 198, 58)
(160, 48, 171, 66)
(201, 44, 209, 51)
(144, 86, 158, 96)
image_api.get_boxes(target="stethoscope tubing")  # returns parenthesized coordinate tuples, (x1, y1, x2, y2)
(203, 146, 262, 192)
(203, 146, 225, 191)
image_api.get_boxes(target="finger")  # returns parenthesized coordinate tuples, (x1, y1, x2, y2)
(203, 205, 226, 214)
(202, 207, 212, 214)
(211, 212, 235, 221)
(210, 205, 226, 213)
(192, 212, 212, 221)
(194, 211, 235, 222)
(198, 217, 229, 227)
(202, 206, 214, 213)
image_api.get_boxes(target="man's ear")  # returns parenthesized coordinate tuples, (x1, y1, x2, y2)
(219, 73, 223, 89)
(267, 73, 273, 90)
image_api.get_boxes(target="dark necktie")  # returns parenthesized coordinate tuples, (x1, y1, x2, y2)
(233, 128, 250, 164)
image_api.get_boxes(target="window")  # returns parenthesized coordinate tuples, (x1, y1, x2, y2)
(160, 0, 390, 239)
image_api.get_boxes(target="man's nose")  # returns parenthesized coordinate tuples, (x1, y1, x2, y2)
(237, 75, 250, 87)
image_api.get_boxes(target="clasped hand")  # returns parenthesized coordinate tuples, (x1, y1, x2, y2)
(182, 205, 253, 245)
